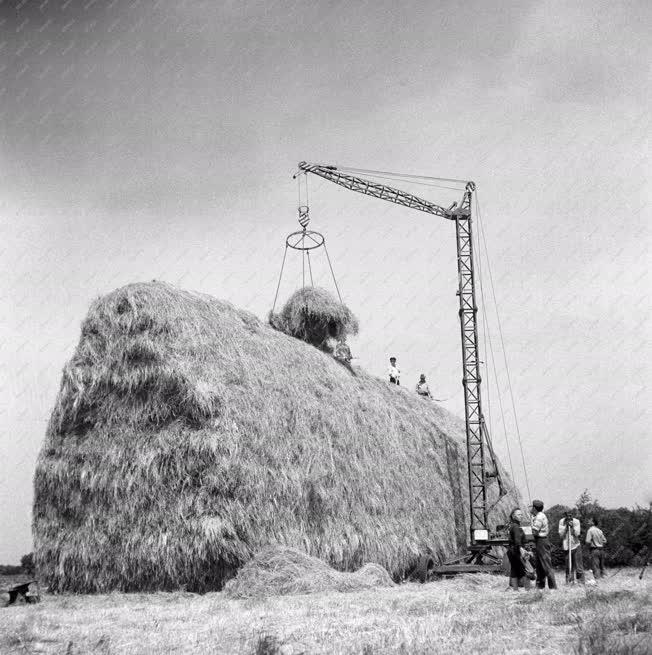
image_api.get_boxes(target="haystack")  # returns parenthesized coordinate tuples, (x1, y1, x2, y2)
(33, 281, 519, 593)
(269, 287, 358, 352)
(224, 546, 394, 598)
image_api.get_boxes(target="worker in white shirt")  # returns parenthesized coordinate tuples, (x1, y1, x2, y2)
(558, 510, 584, 584)
(530, 499, 557, 589)
(585, 516, 607, 579)
(388, 357, 400, 385)
(415, 373, 432, 398)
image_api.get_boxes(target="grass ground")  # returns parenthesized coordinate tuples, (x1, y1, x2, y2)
(0, 570, 649, 654)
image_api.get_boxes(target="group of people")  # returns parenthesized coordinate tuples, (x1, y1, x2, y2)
(507, 499, 608, 590)
(387, 357, 433, 399)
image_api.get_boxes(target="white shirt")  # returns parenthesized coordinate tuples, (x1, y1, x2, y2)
(558, 517, 581, 550)
(586, 525, 607, 548)
(531, 511, 549, 537)
(388, 364, 400, 380)
(416, 381, 431, 396)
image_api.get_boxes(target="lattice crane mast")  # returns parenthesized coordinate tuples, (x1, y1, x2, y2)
(297, 161, 505, 551)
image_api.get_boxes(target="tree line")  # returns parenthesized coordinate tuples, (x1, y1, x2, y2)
(546, 491, 651, 569)
(0, 552, 34, 576)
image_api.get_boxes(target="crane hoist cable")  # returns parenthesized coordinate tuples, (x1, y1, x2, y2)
(272, 170, 345, 313)
(332, 164, 470, 186)
(474, 199, 517, 487)
(475, 190, 532, 505)
(335, 171, 465, 193)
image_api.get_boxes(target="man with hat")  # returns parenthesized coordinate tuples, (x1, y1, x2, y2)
(530, 499, 557, 589)
(388, 357, 400, 385)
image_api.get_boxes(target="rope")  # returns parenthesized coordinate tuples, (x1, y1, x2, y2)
(271, 245, 289, 314)
(297, 170, 303, 208)
(335, 165, 469, 186)
(475, 202, 493, 430)
(475, 191, 531, 505)
(474, 199, 516, 486)
(306, 250, 314, 286)
(304, 232, 322, 247)
(323, 241, 343, 304)
(430, 393, 459, 402)
(302, 246, 305, 288)
(335, 170, 463, 192)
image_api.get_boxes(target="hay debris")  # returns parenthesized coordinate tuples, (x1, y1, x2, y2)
(269, 287, 358, 352)
(224, 546, 394, 598)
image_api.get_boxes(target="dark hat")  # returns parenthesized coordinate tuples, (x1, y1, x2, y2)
(532, 499, 544, 511)
(389, 356, 396, 361)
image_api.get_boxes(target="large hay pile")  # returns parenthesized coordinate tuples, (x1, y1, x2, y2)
(224, 546, 394, 598)
(33, 281, 518, 593)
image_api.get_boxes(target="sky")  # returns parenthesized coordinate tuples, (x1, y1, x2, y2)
(1, 0, 650, 563)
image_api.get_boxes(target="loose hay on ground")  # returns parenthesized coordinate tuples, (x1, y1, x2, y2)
(224, 546, 394, 598)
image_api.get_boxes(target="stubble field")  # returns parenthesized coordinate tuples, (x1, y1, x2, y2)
(1, 569, 650, 654)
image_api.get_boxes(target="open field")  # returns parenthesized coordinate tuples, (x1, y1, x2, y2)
(1, 570, 650, 654)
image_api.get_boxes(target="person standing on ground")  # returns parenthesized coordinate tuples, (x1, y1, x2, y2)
(558, 510, 584, 584)
(507, 508, 531, 591)
(585, 516, 607, 579)
(415, 373, 432, 398)
(531, 499, 557, 589)
(388, 357, 400, 385)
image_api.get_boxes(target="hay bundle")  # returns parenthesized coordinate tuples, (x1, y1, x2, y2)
(224, 546, 394, 598)
(33, 281, 519, 593)
(269, 287, 358, 352)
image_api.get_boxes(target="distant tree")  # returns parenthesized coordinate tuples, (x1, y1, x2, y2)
(575, 489, 602, 525)
(20, 552, 35, 576)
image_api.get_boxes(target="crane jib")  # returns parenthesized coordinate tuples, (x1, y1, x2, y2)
(298, 162, 464, 221)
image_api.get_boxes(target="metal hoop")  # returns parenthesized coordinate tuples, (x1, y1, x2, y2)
(286, 230, 325, 251)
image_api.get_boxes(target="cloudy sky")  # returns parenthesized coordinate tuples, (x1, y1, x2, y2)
(1, 0, 650, 562)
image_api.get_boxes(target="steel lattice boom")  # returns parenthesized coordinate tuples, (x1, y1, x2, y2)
(298, 162, 494, 542)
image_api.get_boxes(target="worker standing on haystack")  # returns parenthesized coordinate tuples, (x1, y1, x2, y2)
(558, 510, 584, 584)
(388, 357, 400, 385)
(585, 516, 607, 579)
(334, 338, 353, 364)
(415, 374, 432, 399)
(530, 499, 557, 589)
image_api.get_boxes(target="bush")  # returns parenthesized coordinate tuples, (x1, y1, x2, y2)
(21, 553, 35, 576)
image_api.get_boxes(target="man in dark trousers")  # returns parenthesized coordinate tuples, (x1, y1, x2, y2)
(558, 509, 584, 584)
(585, 516, 607, 579)
(530, 499, 557, 589)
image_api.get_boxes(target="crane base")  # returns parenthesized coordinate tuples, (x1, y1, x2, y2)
(414, 543, 508, 582)
(432, 563, 504, 576)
